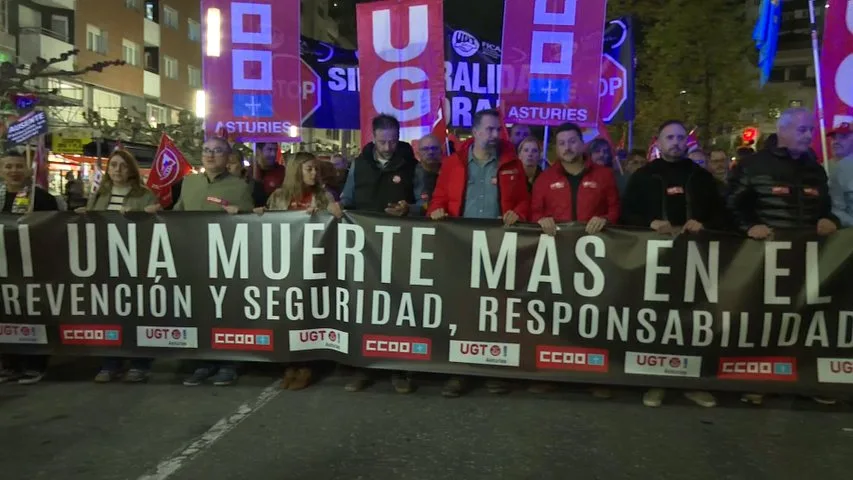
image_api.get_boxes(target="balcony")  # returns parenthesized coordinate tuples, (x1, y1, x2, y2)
(144, 69, 160, 98)
(32, 0, 75, 9)
(0, 30, 15, 57)
(17, 27, 74, 71)
(144, 18, 160, 47)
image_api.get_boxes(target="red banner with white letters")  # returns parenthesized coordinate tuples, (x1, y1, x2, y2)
(356, 0, 445, 145)
(499, 0, 607, 127)
(201, 0, 302, 143)
(814, 0, 853, 160)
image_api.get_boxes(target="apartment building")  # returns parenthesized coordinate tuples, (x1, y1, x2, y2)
(5, 0, 202, 131)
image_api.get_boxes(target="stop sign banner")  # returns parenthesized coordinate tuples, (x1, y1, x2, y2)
(201, 0, 302, 142)
(813, 0, 853, 160)
(499, 0, 607, 127)
(601, 17, 635, 124)
(356, 0, 446, 144)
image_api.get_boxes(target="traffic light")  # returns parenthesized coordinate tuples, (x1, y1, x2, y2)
(742, 127, 759, 144)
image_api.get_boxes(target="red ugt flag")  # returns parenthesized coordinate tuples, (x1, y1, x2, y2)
(812, 0, 853, 161)
(147, 134, 193, 207)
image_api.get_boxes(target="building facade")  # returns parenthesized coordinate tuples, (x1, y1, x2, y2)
(745, 0, 828, 133)
(4, 0, 360, 155)
(5, 0, 202, 131)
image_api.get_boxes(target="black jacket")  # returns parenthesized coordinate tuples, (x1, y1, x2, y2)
(621, 157, 727, 229)
(349, 141, 418, 212)
(2, 186, 58, 213)
(726, 147, 837, 231)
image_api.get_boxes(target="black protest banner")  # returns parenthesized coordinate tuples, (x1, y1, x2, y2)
(1, 212, 852, 395)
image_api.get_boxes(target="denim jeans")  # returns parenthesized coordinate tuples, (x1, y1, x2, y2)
(101, 357, 153, 372)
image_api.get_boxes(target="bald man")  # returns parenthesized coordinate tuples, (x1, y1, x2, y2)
(414, 134, 443, 213)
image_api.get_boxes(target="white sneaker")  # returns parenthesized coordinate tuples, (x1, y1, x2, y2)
(684, 391, 716, 408)
(741, 393, 764, 405)
(643, 388, 665, 407)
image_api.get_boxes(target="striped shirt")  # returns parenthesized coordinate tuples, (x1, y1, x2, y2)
(107, 185, 131, 211)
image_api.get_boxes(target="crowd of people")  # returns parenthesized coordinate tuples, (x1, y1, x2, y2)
(1, 106, 852, 408)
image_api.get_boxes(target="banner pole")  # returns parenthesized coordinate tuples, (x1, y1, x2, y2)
(808, 0, 829, 173)
(27, 140, 35, 208)
(628, 120, 634, 151)
(542, 125, 550, 168)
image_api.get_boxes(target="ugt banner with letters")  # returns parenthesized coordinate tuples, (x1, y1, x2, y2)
(356, 0, 445, 143)
(300, 17, 635, 129)
(2, 212, 853, 396)
(499, 0, 607, 127)
(201, 0, 302, 142)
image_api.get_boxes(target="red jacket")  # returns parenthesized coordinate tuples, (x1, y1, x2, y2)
(531, 162, 620, 224)
(427, 138, 530, 220)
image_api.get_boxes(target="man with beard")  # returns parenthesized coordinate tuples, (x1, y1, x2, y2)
(622, 120, 726, 409)
(252, 142, 285, 206)
(529, 123, 619, 398)
(428, 108, 529, 398)
(174, 137, 254, 387)
(414, 134, 442, 214)
(340, 113, 419, 394)
(509, 123, 531, 149)
(708, 149, 729, 183)
(340, 114, 417, 217)
(829, 123, 853, 226)
(533, 123, 620, 236)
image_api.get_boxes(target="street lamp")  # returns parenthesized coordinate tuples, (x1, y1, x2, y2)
(195, 90, 206, 119)
(205, 8, 221, 57)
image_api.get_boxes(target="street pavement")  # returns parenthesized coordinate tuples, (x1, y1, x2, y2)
(1, 358, 852, 480)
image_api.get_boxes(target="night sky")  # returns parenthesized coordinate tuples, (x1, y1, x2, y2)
(332, 0, 506, 44)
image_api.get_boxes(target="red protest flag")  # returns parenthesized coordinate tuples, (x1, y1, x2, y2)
(147, 133, 193, 207)
(498, 104, 511, 142)
(431, 103, 449, 155)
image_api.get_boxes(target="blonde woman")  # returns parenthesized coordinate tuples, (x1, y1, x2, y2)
(517, 136, 542, 192)
(255, 152, 342, 390)
(256, 151, 342, 218)
(76, 149, 160, 383)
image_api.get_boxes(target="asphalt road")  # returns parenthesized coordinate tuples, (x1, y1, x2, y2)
(1, 358, 852, 480)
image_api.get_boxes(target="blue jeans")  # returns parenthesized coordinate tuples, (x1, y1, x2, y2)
(198, 361, 237, 372)
(101, 357, 153, 372)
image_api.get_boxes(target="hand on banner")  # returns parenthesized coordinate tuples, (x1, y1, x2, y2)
(747, 224, 773, 240)
(650, 220, 674, 235)
(503, 210, 520, 226)
(223, 205, 240, 215)
(682, 219, 704, 234)
(385, 201, 410, 217)
(328, 203, 344, 219)
(538, 217, 557, 236)
(253, 207, 265, 215)
(586, 216, 608, 234)
(817, 218, 838, 236)
(143, 204, 162, 214)
(430, 208, 448, 220)
(74, 207, 87, 214)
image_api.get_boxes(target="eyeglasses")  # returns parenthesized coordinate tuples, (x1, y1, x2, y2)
(202, 147, 227, 155)
(420, 146, 440, 152)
